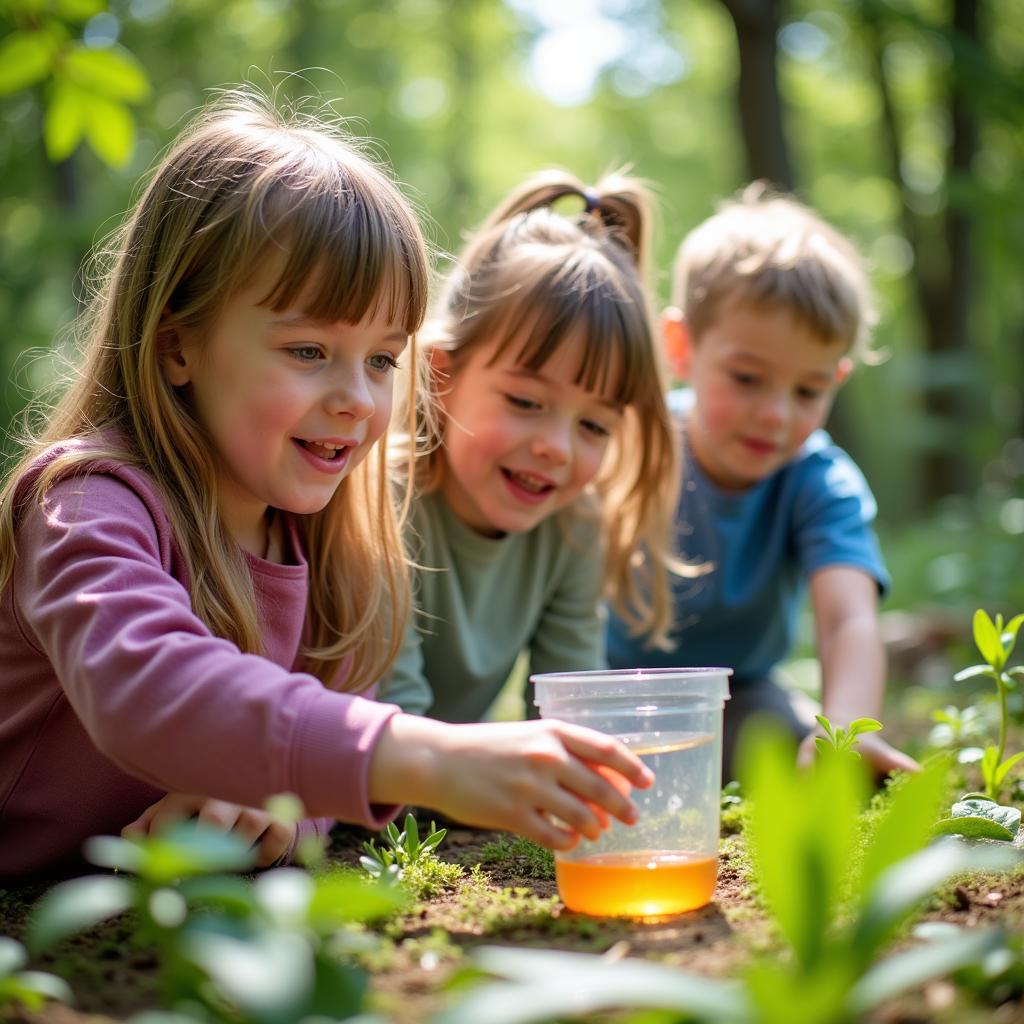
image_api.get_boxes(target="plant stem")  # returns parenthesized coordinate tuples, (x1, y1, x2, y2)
(995, 669, 1008, 770)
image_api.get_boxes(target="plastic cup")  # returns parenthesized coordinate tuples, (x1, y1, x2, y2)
(532, 667, 732, 918)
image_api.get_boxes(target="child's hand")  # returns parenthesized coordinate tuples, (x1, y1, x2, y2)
(122, 793, 296, 867)
(372, 715, 654, 851)
(797, 729, 920, 777)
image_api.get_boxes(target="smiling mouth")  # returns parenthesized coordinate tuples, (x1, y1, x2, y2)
(295, 439, 351, 461)
(502, 468, 555, 495)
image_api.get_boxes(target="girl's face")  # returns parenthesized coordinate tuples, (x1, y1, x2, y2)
(164, 260, 408, 555)
(436, 331, 623, 537)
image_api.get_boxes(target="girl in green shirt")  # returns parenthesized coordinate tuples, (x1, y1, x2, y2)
(382, 170, 681, 721)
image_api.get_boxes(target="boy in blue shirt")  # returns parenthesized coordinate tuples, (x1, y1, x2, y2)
(607, 185, 918, 779)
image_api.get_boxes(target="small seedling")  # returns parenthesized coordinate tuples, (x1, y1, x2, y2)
(814, 714, 882, 758)
(954, 609, 1024, 803)
(360, 812, 447, 880)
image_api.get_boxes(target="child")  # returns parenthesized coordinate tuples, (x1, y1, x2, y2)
(606, 184, 918, 780)
(379, 171, 681, 723)
(0, 94, 653, 878)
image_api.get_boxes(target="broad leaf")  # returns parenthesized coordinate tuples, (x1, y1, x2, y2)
(933, 816, 1016, 842)
(63, 45, 151, 101)
(44, 78, 86, 162)
(951, 798, 1021, 837)
(84, 94, 135, 168)
(432, 946, 749, 1024)
(849, 927, 1006, 1014)
(10, 969, 74, 1005)
(27, 875, 134, 952)
(0, 31, 53, 95)
(0, 937, 27, 976)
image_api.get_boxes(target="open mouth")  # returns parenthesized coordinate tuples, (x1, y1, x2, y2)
(294, 438, 351, 462)
(501, 467, 555, 496)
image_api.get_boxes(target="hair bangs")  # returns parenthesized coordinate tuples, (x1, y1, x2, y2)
(485, 262, 651, 408)
(252, 178, 428, 334)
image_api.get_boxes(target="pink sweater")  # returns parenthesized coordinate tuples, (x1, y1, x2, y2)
(0, 442, 400, 876)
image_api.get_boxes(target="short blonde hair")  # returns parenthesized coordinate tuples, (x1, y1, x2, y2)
(672, 183, 878, 361)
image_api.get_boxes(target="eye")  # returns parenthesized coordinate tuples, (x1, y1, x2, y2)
(289, 344, 323, 363)
(731, 371, 758, 387)
(797, 387, 824, 401)
(504, 393, 540, 411)
(368, 352, 400, 372)
(581, 418, 611, 439)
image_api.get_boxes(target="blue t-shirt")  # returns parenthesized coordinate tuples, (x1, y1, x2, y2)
(607, 390, 889, 681)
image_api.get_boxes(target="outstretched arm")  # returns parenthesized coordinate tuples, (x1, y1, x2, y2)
(800, 565, 918, 775)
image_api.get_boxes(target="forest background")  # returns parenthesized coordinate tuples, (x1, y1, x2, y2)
(1, 0, 1022, 626)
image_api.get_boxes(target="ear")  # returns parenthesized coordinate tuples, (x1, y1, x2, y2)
(834, 356, 853, 386)
(157, 309, 192, 387)
(661, 307, 693, 381)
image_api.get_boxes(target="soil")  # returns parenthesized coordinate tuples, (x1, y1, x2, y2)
(3, 823, 1023, 1024)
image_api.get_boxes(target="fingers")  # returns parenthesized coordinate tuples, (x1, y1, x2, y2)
(121, 802, 158, 839)
(518, 809, 580, 852)
(254, 823, 295, 868)
(557, 723, 654, 790)
(557, 756, 639, 827)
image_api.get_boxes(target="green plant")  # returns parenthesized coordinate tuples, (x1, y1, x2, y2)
(813, 714, 882, 758)
(359, 812, 447, 881)
(478, 835, 554, 880)
(27, 822, 404, 1023)
(433, 728, 1020, 1024)
(953, 609, 1024, 802)
(0, 936, 72, 1012)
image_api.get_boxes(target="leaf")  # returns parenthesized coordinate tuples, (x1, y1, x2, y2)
(1003, 613, 1024, 648)
(973, 609, 1003, 669)
(0, 31, 53, 95)
(55, 0, 107, 19)
(432, 946, 750, 1024)
(43, 78, 86, 162)
(84, 94, 135, 168)
(307, 872, 405, 930)
(5, 970, 73, 1005)
(0, 937, 27, 977)
(859, 758, 949, 895)
(953, 664, 993, 682)
(815, 713, 835, 741)
(995, 751, 1024, 788)
(27, 875, 134, 952)
(933, 816, 1015, 842)
(849, 927, 1007, 1015)
(854, 841, 1020, 958)
(404, 812, 420, 859)
(848, 718, 883, 736)
(63, 45, 151, 102)
(951, 798, 1021, 837)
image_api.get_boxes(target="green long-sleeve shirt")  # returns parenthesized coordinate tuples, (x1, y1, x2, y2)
(379, 490, 607, 721)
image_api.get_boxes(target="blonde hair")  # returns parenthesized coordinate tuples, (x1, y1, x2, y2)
(419, 169, 681, 647)
(0, 88, 429, 692)
(673, 182, 878, 361)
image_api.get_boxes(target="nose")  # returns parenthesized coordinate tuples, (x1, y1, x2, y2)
(325, 366, 375, 423)
(756, 390, 790, 429)
(531, 419, 571, 466)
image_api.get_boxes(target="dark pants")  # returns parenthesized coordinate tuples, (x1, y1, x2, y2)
(722, 677, 818, 783)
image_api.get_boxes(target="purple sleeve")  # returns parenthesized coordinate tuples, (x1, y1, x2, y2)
(13, 473, 400, 829)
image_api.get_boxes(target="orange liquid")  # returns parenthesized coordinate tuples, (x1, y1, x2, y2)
(556, 851, 717, 918)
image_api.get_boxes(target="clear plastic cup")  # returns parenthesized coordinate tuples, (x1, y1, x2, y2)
(532, 666, 732, 918)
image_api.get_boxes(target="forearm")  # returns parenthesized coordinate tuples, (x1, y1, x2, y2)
(817, 612, 886, 724)
(367, 713, 444, 809)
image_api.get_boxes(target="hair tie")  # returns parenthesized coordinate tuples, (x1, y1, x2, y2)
(582, 189, 601, 215)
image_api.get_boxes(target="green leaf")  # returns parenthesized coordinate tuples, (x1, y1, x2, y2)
(0, 937, 27, 977)
(933, 816, 1016, 842)
(27, 875, 134, 952)
(63, 45, 151, 102)
(848, 718, 883, 736)
(0, 31, 53, 95)
(433, 946, 749, 1024)
(973, 609, 1003, 669)
(849, 926, 1007, 1015)
(995, 751, 1024, 788)
(954, 664, 993, 682)
(84, 94, 135, 168)
(951, 798, 1021, 837)
(307, 873, 405, 931)
(404, 812, 420, 859)
(43, 78, 86, 161)
(859, 758, 949, 895)
(814, 713, 835, 741)
(1003, 613, 1024, 647)
(56, 0, 107, 19)
(4, 970, 73, 1005)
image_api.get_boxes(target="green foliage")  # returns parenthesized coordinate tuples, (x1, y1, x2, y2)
(813, 715, 883, 759)
(433, 727, 1020, 1024)
(0, 936, 72, 1012)
(26, 821, 404, 1023)
(478, 835, 555, 880)
(2, 1, 150, 167)
(359, 812, 447, 881)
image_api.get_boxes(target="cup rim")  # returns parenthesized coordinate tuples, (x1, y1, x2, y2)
(531, 667, 733, 684)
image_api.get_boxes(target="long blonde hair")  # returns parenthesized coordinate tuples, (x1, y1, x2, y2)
(0, 89, 429, 691)
(419, 169, 681, 647)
